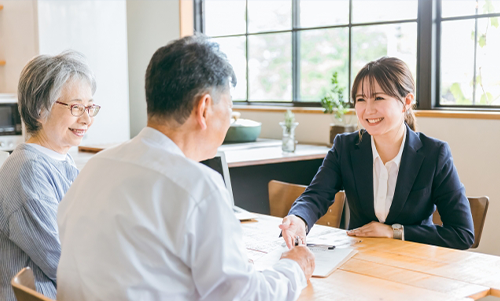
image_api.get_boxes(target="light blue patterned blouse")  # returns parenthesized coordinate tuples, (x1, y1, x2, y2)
(0, 144, 78, 301)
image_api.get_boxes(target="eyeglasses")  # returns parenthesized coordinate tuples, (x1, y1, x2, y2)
(55, 101, 101, 117)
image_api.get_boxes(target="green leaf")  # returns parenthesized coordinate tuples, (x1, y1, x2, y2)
(450, 82, 466, 103)
(321, 71, 347, 118)
(480, 92, 493, 104)
(483, 0, 494, 14)
(478, 34, 487, 47)
(491, 17, 499, 28)
(472, 75, 482, 86)
(471, 30, 475, 41)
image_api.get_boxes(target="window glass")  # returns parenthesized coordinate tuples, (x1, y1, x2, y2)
(441, 0, 477, 18)
(299, 28, 349, 102)
(442, 0, 500, 18)
(352, 0, 418, 24)
(351, 23, 417, 84)
(205, 0, 246, 36)
(211, 36, 247, 101)
(248, 33, 292, 101)
(474, 17, 500, 105)
(478, 0, 500, 14)
(299, 0, 349, 28)
(440, 20, 476, 105)
(247, 0, 292, 33)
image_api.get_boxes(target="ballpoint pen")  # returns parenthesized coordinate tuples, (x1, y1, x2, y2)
(306, 243, 336, 250)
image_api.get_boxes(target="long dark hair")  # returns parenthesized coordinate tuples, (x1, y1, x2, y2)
(351, 57, 416, 132)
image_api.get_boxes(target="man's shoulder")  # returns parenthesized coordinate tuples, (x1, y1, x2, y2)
(84, 139, 227, 203)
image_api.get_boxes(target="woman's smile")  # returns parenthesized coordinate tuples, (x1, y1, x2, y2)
(366, 117, 384, 125)
(69, 127, 87, 137)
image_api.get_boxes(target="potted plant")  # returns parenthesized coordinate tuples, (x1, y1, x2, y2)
(320, 71, 356, 146)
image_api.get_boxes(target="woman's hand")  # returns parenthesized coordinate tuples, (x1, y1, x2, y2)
(347, 221, 393, 238)
(279, 215, 307, 249)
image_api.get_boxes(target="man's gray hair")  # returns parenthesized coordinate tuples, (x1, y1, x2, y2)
(17, 50, 97, 135)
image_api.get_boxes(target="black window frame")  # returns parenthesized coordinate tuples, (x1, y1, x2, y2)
(195, 0, 500, 110)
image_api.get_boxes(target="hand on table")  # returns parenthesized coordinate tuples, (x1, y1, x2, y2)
(279, 215, 307, 249)
(280, 245, 315, 280)
(347, 221, 393, 238)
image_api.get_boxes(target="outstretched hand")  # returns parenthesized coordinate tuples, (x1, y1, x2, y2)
(279, 215, 307, 249)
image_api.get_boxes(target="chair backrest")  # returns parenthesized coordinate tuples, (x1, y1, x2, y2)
(268, 180, 345, 228)
(433, 196, 489, 249)
(11, 267, 55, 301)
(0, 151, 9, 167)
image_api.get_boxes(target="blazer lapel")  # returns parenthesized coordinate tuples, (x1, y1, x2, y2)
(385, 125, 425, 224)
(350, 131, 377, 221)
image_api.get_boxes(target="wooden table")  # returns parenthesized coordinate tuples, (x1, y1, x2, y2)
(243, 215, 500, 301)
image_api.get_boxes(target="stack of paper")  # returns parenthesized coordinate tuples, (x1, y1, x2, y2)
(254, 245, 357, 278)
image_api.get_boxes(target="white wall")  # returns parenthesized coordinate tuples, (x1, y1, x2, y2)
(37, 0, 130, 145)
(126, 0, 180, 137)
(238, 109, 500, 257)
(0, 0, 38, 93)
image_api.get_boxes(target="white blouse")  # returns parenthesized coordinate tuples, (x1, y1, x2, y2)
(371, 126, 406, 223)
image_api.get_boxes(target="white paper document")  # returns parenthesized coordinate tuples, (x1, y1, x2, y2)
(254, 246, 357, 278)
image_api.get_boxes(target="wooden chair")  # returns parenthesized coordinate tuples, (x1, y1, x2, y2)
(433, 196, 489, 249)
(268, 180, 345, 228)
(0, 151, 9, 167)
(11, 267, 55, 301)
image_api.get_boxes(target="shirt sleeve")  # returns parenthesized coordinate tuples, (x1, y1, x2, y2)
(184, 189, 307, 301)
(289, 134, 344, 231)
(404, 142, 475, 250)
(7, 160, 62, 283)
(9, 196, 60, 282)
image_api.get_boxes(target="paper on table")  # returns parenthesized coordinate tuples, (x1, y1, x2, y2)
(254, 246, 357, 278)
(306, 226, 361, 248)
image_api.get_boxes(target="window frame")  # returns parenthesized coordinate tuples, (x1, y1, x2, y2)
(195, 0, 500, 110)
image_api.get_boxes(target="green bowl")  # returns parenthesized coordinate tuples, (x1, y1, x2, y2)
(224, 120, 262, 143)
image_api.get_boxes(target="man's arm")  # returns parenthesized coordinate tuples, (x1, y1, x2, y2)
(185, 189, 311, 301)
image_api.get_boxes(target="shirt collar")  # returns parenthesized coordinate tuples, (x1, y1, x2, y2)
(371, 125, 407, 167)
(25, 143, 70, 161)
(136, 127, 186, 158)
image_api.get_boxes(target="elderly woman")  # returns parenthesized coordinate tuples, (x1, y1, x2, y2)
(0, 51, 100, 301)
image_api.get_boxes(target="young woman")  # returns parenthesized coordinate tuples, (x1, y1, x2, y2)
(280, 57, 474, 250)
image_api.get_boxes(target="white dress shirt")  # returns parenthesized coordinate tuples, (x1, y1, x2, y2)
(371, 126, 406, 223)
(57, 127, 306, 301)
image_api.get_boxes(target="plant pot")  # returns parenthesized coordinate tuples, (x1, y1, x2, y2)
(329, 124, 357, 146)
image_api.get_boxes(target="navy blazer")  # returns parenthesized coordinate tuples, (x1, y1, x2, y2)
(289, 124, 474, 250)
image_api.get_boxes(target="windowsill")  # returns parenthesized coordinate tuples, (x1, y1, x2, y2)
(233, 105, 500, 120)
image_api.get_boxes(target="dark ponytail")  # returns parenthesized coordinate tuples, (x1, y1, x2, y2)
(405, 106, 416, 131)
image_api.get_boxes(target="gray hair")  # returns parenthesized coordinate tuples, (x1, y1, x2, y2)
(17, 50, 97, 135)
(145, 34, 236, 125)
